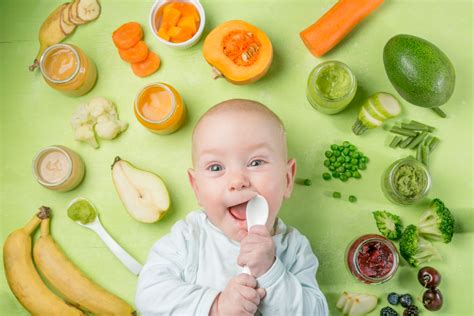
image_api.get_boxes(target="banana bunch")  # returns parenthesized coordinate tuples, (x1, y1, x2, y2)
(3, 206, 135, 315)
(30, 0, 101, 71)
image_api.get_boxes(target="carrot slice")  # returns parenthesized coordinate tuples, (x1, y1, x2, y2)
(131, 51, 161, 77)
(118, 41, 149, 63)
(112, 22, 143, 49)
(300, 0, 384, 57)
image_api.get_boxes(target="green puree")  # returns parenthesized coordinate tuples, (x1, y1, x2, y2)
(394, 164, 427, 198)
(315, 64, 352, 100)
(67, 199, 96, 224)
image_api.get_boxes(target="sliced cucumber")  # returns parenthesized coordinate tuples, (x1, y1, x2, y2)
(371, 92, 402, 118)
(358, 106, 383, 128)
(363, 98, 387, 121)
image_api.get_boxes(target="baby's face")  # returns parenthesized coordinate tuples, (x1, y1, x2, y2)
(188, 110, 296, 242)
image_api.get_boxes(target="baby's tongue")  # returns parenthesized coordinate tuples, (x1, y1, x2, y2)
(229, 202, 247, 221)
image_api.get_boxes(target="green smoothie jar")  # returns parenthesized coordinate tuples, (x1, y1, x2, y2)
(306, 61, 357, 114)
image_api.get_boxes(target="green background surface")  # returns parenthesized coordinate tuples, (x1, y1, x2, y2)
(1, 0, 473, 315)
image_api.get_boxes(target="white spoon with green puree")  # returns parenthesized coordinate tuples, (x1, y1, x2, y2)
(67, 197, 143, 276)
(242, 194, 269, 275)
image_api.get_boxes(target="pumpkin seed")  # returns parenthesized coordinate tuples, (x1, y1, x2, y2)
(241, 53, 249, 62)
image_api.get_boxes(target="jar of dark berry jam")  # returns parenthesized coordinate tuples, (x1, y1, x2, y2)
(346, 234, 399, 284)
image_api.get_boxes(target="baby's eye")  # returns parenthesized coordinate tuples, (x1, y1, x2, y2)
(208, 164, 223, 172)
(248, 159, 265, 167)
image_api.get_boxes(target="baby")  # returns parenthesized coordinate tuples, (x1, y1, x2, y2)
(136, 99, 328, 315)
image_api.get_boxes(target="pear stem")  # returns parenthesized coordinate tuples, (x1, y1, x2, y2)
(111, 156, 122, 170)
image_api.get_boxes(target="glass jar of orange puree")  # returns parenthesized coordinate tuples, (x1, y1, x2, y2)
(39, 43, 97, 96)
(134, 83, 186, 134)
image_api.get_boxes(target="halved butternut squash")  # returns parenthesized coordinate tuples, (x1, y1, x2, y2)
(202, 20, 273, 85)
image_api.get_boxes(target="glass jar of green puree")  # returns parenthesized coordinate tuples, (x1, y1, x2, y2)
(306, 60, 357, 114)
(382, 157, 432, 205)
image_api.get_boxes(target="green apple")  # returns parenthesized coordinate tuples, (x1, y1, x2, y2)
(111, 157, 170, 223)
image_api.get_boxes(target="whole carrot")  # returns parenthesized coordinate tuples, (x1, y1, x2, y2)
(300, 0, 384, 57)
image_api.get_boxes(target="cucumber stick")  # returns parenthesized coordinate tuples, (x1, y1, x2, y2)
(353, 92, 402, 135)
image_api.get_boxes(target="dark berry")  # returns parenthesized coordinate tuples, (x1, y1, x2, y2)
(387, 292, 399, 305)
(399, 294, 413, 308)
(380, 306, 398, 316)
(403, 305, 419, 316)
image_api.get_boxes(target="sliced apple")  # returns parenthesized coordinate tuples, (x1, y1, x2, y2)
(342, 293, 354, 315)
(111, 157, 170, 223)
(336, 291, 348, 309)
(349, 294, 378, 316)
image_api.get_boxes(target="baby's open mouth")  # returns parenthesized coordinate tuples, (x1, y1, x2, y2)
(228, 201, 248, 221)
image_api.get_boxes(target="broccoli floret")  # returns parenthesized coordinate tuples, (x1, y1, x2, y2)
(373, 210, 403, 240)
(399, 224, 441, 267)
(418, 198, 455, 243)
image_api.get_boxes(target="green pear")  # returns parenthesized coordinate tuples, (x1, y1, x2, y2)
(111, 157, 170, 223)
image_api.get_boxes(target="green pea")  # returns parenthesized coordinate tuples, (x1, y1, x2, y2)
(362, 156, 369, 163)
(325, 151, 333, 158)
(332, 172, 340, 178)
(330, 156, 336, 163)
(348, 151, 353, 157)
(345, 171, 352, 178)
(344, 163, 352, 169)
(331, 144, 339, 151)
(352, 152, 360, 158)
(358, 163, 367, 170)
(329, 165, 335, 171)
(343, 148, 350, 156)
(337, 156, 345, 162)
(351, 158, 359, 165)
(324, 159, 330, 167)
(353, 171, 361, 178)
(322, 173, 331, 180)
(337, 166, 345, 173)
(334, 161, 341, 167)
(338, 146, 344, 151)
(340, 175, 348, 182)
(349, 195, 358, 203)
(349, 145, 357, 151)
(343, 141, 351, 147)
(332, 191, 342, 198)
(351, 166, 358, 171)
(333, 150, 341, 157)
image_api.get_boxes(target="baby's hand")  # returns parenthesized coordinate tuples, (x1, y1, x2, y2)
(238, 225, 275, 277)
(210, 274, 266, 316)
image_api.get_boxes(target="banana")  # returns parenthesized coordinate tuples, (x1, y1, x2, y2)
(33, 215, 135, 316)
(3, 206, 84, 316)
(29, 3, 67, 71)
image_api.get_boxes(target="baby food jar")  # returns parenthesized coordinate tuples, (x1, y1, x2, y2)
(32, 145, 85, 192)
(39, 43, 97, 96)
(382, 156, 432, 205)
(346, 234, 399, 284)
(134, 82, 186, 134)
(306, 60, 357, 114)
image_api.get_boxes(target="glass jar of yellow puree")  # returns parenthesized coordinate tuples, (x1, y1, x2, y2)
(306, 60, 357, 114)
(134, 83, 186, 134)
(39, 43, 97, 96)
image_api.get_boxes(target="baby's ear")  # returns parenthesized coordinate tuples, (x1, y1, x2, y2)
(187, 168, 199, 196)
(284, 159, 297, 199)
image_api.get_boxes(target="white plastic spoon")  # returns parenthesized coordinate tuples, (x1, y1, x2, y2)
(242, 194, 269, 275)
(68, 197, 143, 276)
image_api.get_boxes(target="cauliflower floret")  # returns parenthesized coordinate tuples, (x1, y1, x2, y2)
(70, 103, 92, 129)
(74, 124, 98, 148)
(71, 97, 127, 148)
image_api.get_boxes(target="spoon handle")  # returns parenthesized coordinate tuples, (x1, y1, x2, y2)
(93, 223, 143, 275)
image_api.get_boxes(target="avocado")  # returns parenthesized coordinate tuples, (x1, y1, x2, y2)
(383, 34, 455, 108)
